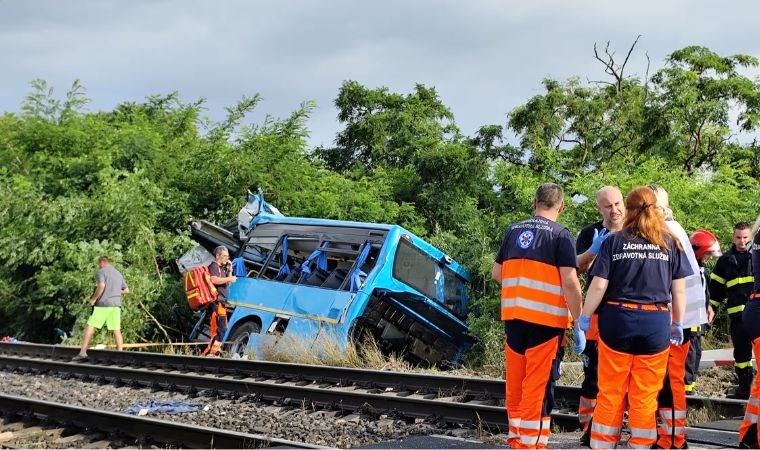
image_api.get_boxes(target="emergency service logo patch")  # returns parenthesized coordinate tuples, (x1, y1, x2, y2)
(517, 230, 534, 249)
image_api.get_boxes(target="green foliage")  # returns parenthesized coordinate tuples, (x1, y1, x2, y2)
(1, 44, 759, 369)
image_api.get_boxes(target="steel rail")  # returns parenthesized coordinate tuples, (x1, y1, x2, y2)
(0, 393, 320, 448)
(0, 354, 510, 430)
(0, 343, 747, 418)
(0, 343, 500, 395)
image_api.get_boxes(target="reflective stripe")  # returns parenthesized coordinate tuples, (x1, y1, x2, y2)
(737, 360, 754, 369)
(749, 397, 760, 408)
(658, 409, 686, 420)
(685, 383, 695, 391)
(689, 326, 699, 331)
(501, 297, 568, 317)
(685, 300, 705, 311)
(579, 397, 596, 408)
(711, 273, 727, 284)
(502, 277, 563, 295)
(591, 438, 615, 449)
(727, 276, 755, 288)
(728, 304, 746, 314)
(579, 413, 593, 422)
(519, 419, 541, 430)
(685, 276, 702, 288)
(658, 424, 686, 435)
(629, 427, 657, 439)
(745, 412, 759, 424)
(591, 422, 621, 436)
(710, 299, 722, 307)
(508, 417, 520, 438)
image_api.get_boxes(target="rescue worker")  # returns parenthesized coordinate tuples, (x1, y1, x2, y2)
(648, 185, 706, 449)
(738, 214, 760, 448)
(578, 186, 690, 449)
(685, 229, 722, 395)
(575, 186, 624, 445)
(492, 183, 584, 449)
(203, 245, 236, 356)
(710, 222, 755, 399)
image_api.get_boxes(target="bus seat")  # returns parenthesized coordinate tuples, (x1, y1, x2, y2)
(321, 268, 349, 289)
(303, 268, 330, 286)
(282, 266, 302, 283)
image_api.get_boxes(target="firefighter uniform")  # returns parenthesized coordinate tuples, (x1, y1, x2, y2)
(497, 216, 577, 449)
(739, 231, 760, 448)
(575, 221, 604, 437)
(710, 244, 755, 398)
(589, 231, 692, 449)
(654, 220, 706, 449)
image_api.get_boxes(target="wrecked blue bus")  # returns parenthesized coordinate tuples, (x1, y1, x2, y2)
(183, 193, 475, 366)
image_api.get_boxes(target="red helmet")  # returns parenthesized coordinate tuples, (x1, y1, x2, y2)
(690, 229, 722, 259)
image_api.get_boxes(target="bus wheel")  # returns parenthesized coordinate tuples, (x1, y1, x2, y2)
(227, 322, 261, 358)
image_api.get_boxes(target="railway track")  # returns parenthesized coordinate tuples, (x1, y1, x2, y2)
(0, 343, 745, 447)
(0, 393, 319, 448)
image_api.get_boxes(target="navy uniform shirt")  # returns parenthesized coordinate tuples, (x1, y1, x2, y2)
(576, 220, 604, 257)
(577, 220, 604, 288)
(591, 229, 692, 304)
(496, 216, 578, 269)
(208, 261, 230, 301)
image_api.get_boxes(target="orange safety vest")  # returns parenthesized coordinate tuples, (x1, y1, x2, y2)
(501, 258, 570, 329)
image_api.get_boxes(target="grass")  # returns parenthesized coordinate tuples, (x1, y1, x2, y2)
(250, 332, 415, 371)
(686, 402, 721, 425)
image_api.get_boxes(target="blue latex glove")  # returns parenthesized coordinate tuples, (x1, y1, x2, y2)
(670, 322, 684, 345)
(589, 228, 610, 255)
(578, 314, 592, 332)
(573, 325, 586, 354)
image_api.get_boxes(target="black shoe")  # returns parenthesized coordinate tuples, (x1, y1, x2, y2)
(580, 429, 591, 447)
(71, 354, 88, 362)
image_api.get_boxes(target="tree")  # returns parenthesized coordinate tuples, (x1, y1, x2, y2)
(649, 46, 760, 173)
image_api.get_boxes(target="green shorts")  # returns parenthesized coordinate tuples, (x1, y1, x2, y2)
(87, 307, 121, 331)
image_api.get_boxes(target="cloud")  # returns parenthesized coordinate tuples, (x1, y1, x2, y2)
(2, 0, 760, 147)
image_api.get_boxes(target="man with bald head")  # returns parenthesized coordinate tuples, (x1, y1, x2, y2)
(575, 185, 625, 446)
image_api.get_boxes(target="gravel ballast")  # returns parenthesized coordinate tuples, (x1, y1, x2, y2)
(0, 370, 485, 447)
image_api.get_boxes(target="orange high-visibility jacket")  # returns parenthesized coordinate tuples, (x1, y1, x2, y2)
(497, 216, 577, 329)
(501, 258, 569, 328)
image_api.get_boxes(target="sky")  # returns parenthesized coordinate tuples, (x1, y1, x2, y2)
(2, 0, 760, 149)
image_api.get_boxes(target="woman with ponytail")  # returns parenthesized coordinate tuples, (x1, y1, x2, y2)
(577, 187, 691, 449)
(739, 214, 760, 447)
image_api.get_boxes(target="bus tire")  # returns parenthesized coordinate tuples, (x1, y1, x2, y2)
(226, 321, 261, 357)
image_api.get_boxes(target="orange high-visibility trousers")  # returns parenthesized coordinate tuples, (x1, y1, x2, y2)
(505, 333, 559, 448)
(579, 315, 599, 433)
(591, 338, 669, 449)
(202, 301, 228, 356)
(739, 337, 760, 447)
(655, 339, 691, 448)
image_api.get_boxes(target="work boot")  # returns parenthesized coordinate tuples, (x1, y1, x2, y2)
(580, 428, 591, 447)
(727, 367, 754, 399)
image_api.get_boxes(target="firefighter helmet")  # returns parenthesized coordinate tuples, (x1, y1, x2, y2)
(690, 229, 722, 259)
